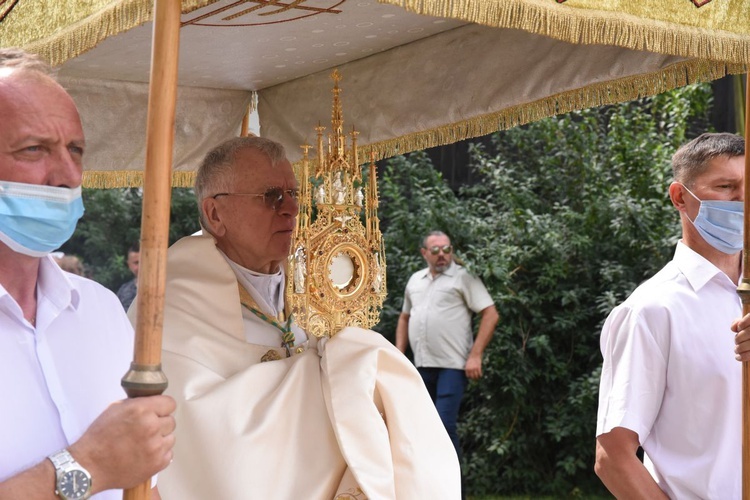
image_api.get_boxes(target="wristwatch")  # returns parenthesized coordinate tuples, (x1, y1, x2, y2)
(48, 449, 92, 500)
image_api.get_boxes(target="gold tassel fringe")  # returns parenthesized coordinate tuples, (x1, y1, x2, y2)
(355, 58, 748, 165)
(17, 0, 216, 67)
(84, 59, 744, 188)
(83, 170, 196, 189)
(379, 0, 750, 65)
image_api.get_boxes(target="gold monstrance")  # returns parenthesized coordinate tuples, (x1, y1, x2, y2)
(287, 70, 386, 338)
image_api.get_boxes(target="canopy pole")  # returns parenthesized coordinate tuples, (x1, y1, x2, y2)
(740, 72, 750, 500)
(120, 0, 180, 499)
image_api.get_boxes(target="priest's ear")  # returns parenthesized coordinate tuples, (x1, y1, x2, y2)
(200, 197, 227, 238)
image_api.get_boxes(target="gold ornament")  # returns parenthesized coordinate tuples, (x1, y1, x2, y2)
(261, 350, 283, 363)
(287, 69, 387, 338)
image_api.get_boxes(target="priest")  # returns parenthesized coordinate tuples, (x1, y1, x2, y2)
(130, 136, 460, 499)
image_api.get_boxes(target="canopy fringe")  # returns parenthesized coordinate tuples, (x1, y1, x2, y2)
(83, 59, 746, 188)
(83, 170, 196, 189)
(379, 0, 750, 65)
(358, 59, 747, 164)
(14, 0, 215, 67)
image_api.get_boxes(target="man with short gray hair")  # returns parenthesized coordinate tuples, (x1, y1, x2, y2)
(135, 136, 461, 499)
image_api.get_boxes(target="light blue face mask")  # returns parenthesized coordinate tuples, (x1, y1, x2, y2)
(681, 184, 744, 254)
(0, 181, 85, 257)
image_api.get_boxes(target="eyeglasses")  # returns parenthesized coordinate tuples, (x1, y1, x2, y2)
(426, 245, 453, 255)
(212, 187, 299, 211)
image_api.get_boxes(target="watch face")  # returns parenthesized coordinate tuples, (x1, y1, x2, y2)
(59, 470, 90, 499)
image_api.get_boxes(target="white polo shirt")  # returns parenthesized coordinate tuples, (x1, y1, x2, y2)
(597, 242, 741, 499)
(0, 256, 134, 500)
(402, 262, 494, 369)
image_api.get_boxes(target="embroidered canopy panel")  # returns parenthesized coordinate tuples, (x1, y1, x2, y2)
(0, 0, 747, 187)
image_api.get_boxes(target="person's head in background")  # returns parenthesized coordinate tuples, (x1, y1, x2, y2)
(127, 242, 140, 278)
(421, 230, 453, 276)
(52, 252, 84, 276)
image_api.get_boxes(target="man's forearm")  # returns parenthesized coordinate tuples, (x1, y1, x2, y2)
(596, 460, 667, 499)
(396, 314, 410, 353)
(0, 462, 163, 500)
(595, 439, 667, 499)
(0, 460, 58, 499)
(468, 305, 499, 358)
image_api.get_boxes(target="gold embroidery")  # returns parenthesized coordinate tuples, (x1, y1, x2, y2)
(181, 0, 345, 27)
(334, 487, 367, 500)
(238, 282, 295, 357)
(261, 350, 282, 362)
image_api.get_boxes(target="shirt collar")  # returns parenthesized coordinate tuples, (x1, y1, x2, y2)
(442, 261, 458, 276)
(419, 260, 457, 280)
(38, 255, 81, 310)
(0, 256, 80, 326)
(219, 249, 285, 315)
(674, 240, 737, 291)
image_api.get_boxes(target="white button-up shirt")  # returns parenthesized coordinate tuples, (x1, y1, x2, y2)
(597, 241, 742, 499)
(0, 256, 134, 500)
(402, 262, 494, 369)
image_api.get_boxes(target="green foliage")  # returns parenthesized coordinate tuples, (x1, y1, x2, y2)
(60, 187, 200, 291)
(376, 152, 464, 338)
(58, 81, 714, 494)
(376, 83, 714, 495)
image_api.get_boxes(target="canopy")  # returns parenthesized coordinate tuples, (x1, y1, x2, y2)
(1, 0, 747, 187)
(2, 2, 749, 498)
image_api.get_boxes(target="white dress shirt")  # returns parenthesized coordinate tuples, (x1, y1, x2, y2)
(597, 241, 742, 499)
(0, 256, 134, 500)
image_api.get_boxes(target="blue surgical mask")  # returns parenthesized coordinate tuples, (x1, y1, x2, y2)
(0, 181, 84, 257)
(681, 184, 744, 254)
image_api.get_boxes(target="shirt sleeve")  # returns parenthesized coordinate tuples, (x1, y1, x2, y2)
(596, 302, 669, 444)
(460, 272, 494, 313)
(402, 281, 412, 314)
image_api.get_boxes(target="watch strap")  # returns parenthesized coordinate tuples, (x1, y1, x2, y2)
(47, 449, 92, 500)
(48, 449, 77, 470)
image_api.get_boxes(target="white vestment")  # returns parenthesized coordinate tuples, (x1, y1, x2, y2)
(131, 231, 461, 499)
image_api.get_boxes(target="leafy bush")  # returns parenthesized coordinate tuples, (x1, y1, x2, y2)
(376, 83, 713, 495)
(60, 187, 200, 291)
(58, 81, 713, 495)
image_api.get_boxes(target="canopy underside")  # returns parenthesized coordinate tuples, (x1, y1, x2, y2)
(0, 0, 747, 188)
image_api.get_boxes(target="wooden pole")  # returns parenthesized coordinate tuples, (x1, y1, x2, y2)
(120, 0, 180, 499)
(740, 72, 750, 500)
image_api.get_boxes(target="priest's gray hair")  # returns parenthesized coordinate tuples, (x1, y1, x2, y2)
(195, 136, 288, 228)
